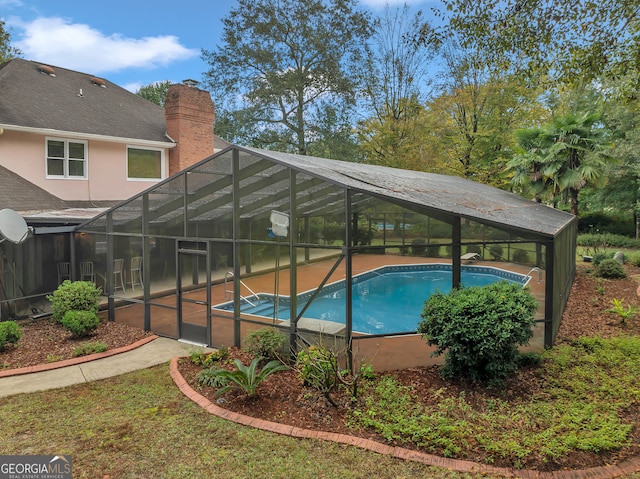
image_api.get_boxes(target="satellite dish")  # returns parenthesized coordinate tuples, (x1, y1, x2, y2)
(0, 209, 30, 244)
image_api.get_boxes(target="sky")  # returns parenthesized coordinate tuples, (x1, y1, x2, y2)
(2, 0, 430, 93)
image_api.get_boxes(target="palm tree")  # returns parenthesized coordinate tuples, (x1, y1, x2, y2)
(508, 111, 609, 216)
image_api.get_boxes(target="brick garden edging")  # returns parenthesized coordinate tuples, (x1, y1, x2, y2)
(169, 356, 640, 479)
(0, 335, 159, 378)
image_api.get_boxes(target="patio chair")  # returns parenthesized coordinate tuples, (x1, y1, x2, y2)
(80, 261, 95, 282)
(113, 258, 126, 293)
(130, 256, 143, 291)
(57, 262, 71, 283)
(214, 251, 229, 270)
(461, 252, 480, 263)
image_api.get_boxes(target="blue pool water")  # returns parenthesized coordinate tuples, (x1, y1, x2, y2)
(214, 264, 529, 335)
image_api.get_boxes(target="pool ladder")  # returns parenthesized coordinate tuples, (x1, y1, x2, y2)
(224, 271, 260, 307)
(526, 267, 543, 284)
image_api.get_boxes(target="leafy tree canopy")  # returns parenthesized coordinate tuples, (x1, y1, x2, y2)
(0, 20, 22, 63)
(423, 0, 640, 86)
(201, 0, 372, 156)
(135, 80, 172, 107)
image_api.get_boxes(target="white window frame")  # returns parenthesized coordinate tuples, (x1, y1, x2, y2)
(126, 146, 165, 181)
(45, 137, 88, 179)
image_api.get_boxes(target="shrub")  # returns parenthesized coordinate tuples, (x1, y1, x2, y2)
(72, 341, 108, 357)
(296, 345, 338, 392)
(628, 251, 640, 267)
(426, 244, 440, 257)
(60, 310, 100, 338)
(488, 244, 503, 260)
(594, 259, 627, 279)
(203, 358, 288, 397)
(0, 321, 22, 350)
(410, 239, 426, 256)
(243, 328, 287, 361)
(418, 281, 538, 386)
(577, 233, 640, 249)
(190, 348, 229, 367)
(512, 249, 529, 264)
(592, 251, 614, 266)
(47, 280, 101, 323)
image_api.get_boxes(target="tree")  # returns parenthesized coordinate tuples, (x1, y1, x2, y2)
(508, 111, 610, 216)
(201, 0, 372, 156)
(357, 4, 439, 169)
(135, 80, 172, 107)
(0, 20, 21, 63)
(419, 42, 545, 187)
(425, 0, 640, 86)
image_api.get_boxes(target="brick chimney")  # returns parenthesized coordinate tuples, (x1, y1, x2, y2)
(165, 81, 215, 176)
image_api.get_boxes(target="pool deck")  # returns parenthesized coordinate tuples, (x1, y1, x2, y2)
(109, 253, 546, 371)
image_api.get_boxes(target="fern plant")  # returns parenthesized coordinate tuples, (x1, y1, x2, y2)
(605, 298, 638, 324)
(208, 358, 288, 397)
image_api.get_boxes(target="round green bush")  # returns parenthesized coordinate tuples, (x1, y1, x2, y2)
(243, 327, 287, 361)
(512, 249, 530, 264)
(0, 320, 22, 350)
(296, 345, 337, 391)
(489, 244, 503, 259)
(410, 238, 427, 256)
(592, 252, 614, 266)
(594, 259, 627, 279)
(60, 310, 100, 337)
(47, 280, 101, 323)
(628, 251, 640, 267)
(418, 281, 538, 386)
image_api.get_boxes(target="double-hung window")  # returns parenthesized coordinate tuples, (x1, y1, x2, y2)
(127, 147, 164, 180)
(46, 138, 87, 178)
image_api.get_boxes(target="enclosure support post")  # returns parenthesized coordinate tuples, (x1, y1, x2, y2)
(344, 189, 354, 372)
(452, 217, 462, 289)
(106, 212, 114, 321)
(143, 193, 151, 331)
(289, 170, 298, 355)
(232, 148, 242, 348)
(544, 241, 555, 348)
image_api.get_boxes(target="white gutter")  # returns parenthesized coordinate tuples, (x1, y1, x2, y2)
(0, 124, 176, 149)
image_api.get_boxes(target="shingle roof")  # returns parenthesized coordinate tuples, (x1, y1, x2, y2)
(0, 164, 66, 212)
(241, 147, 576, 238)
(0, 165, 117, 222)
(0, 59, 172, 144)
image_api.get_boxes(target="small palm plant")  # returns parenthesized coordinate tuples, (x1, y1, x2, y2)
(204, 358, 288, 397)
(605, 298, 639, 324)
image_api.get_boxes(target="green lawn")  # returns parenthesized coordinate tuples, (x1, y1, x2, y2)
(0, 366, 487, 479)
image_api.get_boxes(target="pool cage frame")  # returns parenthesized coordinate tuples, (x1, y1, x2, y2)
(72, 145, 577, 372)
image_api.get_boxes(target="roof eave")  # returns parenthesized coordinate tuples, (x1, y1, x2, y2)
(0, 124, 176, 149)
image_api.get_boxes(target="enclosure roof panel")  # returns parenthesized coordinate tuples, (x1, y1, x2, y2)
(240, 147, 575, 237)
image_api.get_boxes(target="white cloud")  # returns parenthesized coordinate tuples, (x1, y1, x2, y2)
(13, 16, 198, 74)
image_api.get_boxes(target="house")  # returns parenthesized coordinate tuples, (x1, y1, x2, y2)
(0, 58, 220, 318)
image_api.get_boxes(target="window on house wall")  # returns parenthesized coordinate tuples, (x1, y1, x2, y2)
(46, 138, 87, 178)
(127, 147, 164, 180)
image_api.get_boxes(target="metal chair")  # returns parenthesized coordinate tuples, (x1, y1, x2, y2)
(113, 258, 126, 292)
(130, 256, 143, 291)
(57, 262, 71, 283)
(80, 261, 95, 282)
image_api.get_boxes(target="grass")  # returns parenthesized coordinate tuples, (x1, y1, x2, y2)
(348, 336, 640, 469)
(0, 366, 486, 479)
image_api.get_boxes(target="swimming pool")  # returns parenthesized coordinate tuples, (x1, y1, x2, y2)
(213, 264, 530, 335)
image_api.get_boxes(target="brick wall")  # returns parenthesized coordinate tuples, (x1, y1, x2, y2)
(165, 83, 215, 176)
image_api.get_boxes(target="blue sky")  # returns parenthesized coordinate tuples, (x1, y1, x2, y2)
(2, 0, 429, 93)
